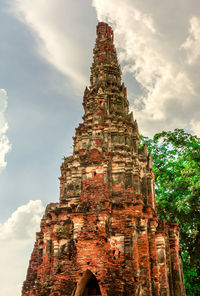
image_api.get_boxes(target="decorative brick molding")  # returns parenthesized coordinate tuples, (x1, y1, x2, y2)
(22, 22, 185, 296)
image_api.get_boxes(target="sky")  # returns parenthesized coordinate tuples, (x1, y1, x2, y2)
(0, 0, 200, 295)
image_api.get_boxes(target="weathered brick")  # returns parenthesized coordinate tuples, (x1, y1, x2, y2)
(21, 22, 185, 296)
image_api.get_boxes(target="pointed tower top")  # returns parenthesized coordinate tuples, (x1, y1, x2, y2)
(90, 22, 121, 89)
(96, 22, 114, 42)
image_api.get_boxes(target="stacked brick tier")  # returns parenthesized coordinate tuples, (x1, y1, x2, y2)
(22, 22, 185, 296)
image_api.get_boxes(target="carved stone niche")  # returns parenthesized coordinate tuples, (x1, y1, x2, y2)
(133, 175, 140, 194)
(62, 188, 67, 201)
(112, 172, 124, 186)
(111, 132, 118, 144)
(141, 176, 148, 198)
(125, 135, 130, 146)
(137, 218, 147, 233)
(66, 180, 81, 197)
(147, 177, 153, 200)
(119, 134, 125, 144)
(157, 249, 165, 264)
(124, 234, 133, 262)
(125, 173, 132, 189)
(38, 245, 43, 265)
(58, 240, 69, 257)
(46, 239, 53, 256)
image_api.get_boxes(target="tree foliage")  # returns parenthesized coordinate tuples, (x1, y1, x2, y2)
(142, 129, 200, 295)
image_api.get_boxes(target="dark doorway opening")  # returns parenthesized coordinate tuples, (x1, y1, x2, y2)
(83, 274, 101, 296)
(74, 270, 101, 296)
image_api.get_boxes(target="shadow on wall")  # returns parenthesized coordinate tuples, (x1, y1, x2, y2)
(73, 269, 101, 296)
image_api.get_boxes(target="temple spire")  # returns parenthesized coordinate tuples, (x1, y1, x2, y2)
(90, 22, 121, 90)
(83, 22, 128, 121)
(22, 22, 186, 296)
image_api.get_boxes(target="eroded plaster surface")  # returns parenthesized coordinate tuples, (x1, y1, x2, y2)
(22, 23, 185, 296)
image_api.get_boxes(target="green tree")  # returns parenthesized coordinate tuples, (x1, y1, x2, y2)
(142, 129, 200, 296)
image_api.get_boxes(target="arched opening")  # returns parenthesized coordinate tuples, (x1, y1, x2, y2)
(74, 269, 101, 296)
(83, 274, 101, 296)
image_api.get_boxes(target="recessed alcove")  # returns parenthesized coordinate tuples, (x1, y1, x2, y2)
(74, 270, 101, 296)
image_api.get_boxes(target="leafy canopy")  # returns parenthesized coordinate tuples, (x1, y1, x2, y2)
(141, 129, 200, 295)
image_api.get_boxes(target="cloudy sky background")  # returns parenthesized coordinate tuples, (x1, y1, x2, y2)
(0, 0, 200, 295)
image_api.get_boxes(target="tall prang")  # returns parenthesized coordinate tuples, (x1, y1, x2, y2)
(22, 22, 185, 296)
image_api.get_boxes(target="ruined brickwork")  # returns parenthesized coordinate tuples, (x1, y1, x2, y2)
(22, 23, 185, 296)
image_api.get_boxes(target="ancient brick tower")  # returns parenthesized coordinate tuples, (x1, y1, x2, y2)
(22, 22, 185, 296)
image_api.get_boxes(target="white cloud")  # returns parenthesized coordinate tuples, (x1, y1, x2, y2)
(0, 199, 44, 240)
(0, 200, 44, 296)
(0, 89, 11, 171)
(92, 0, 200, 137)
(10, 0, 95, 94)
(8, 1, 200, 137)
(181, 16, 200, 64)
(190, 119, 200, 136)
